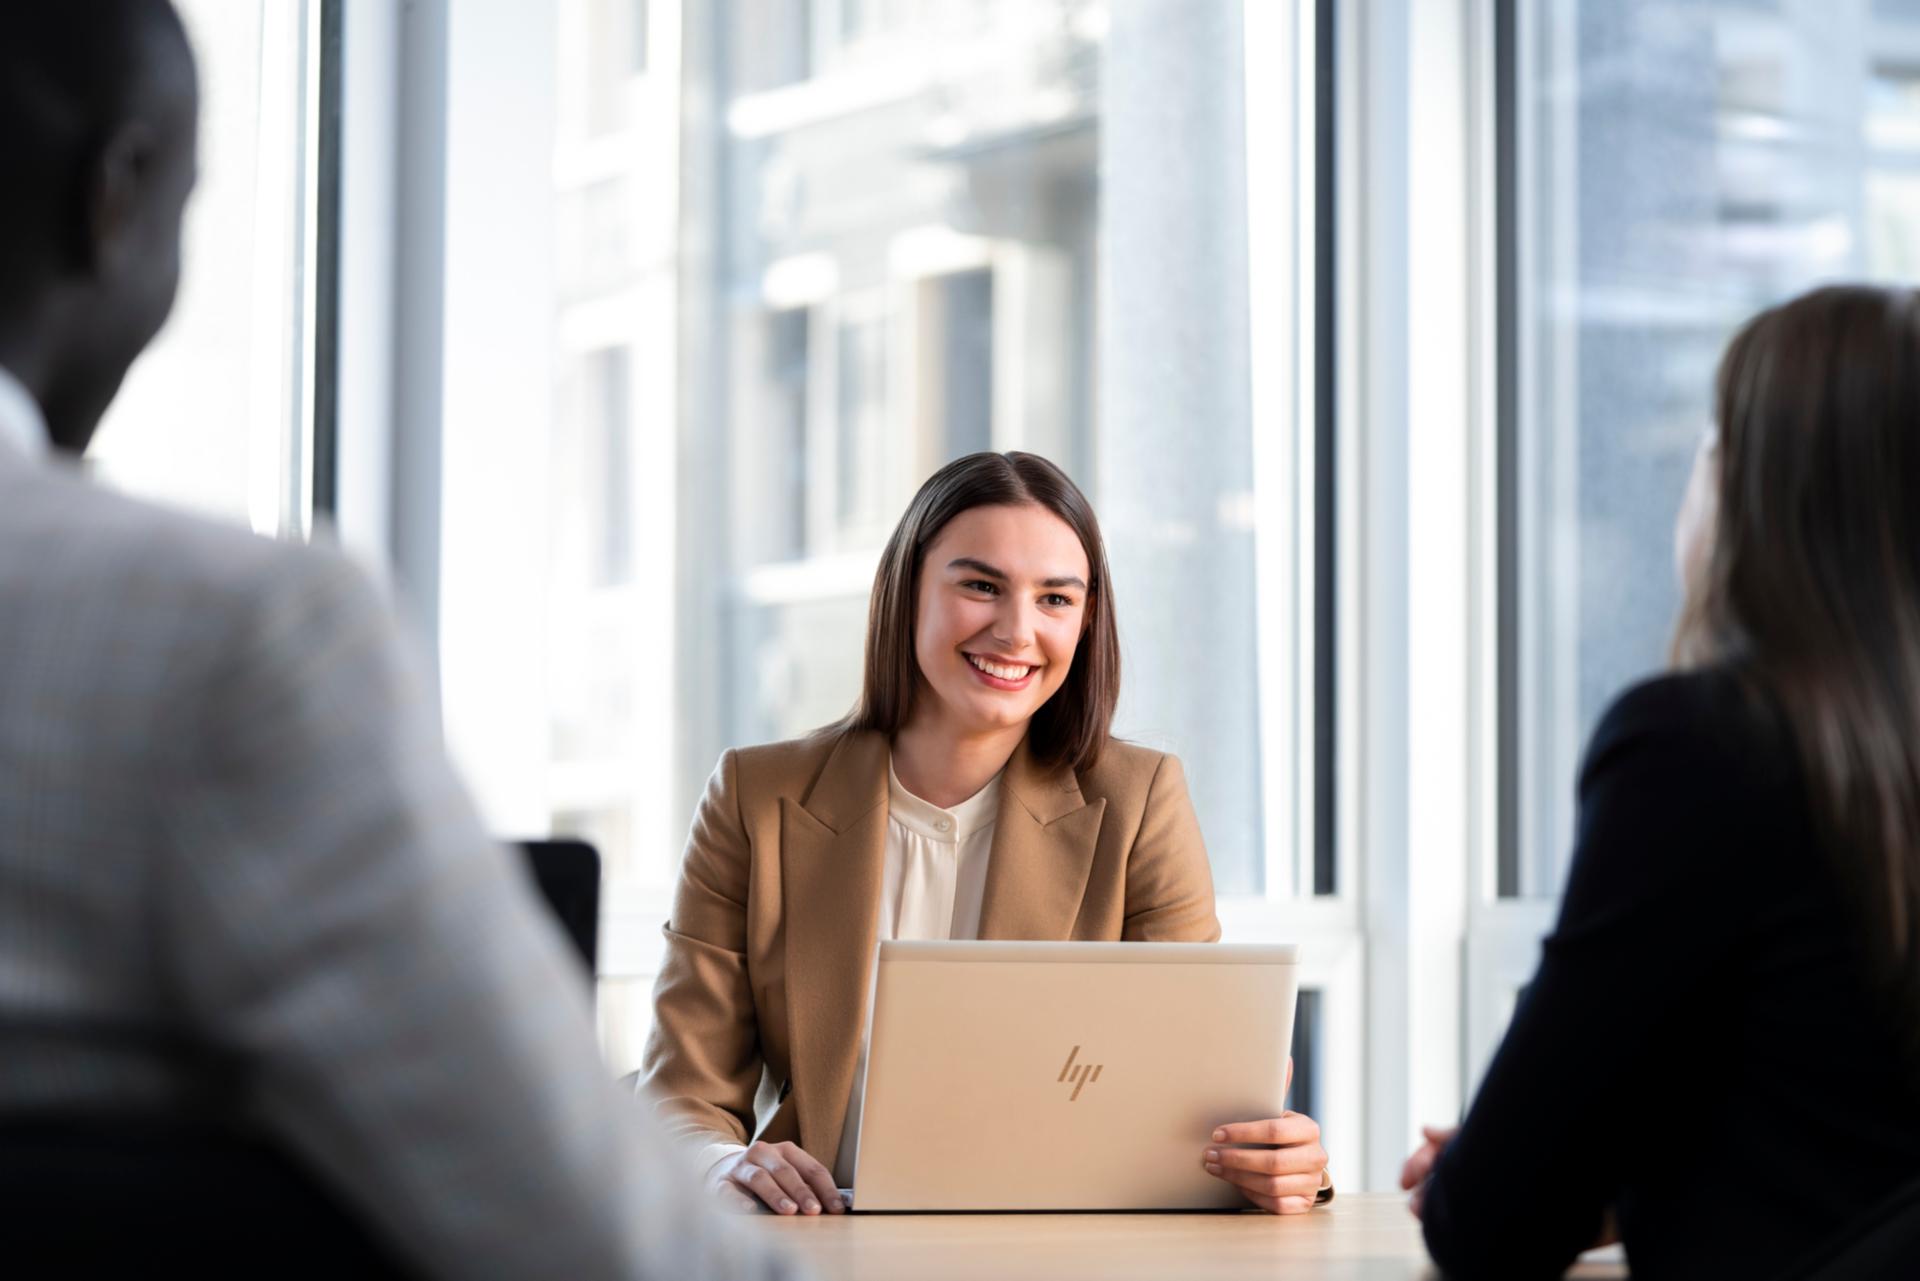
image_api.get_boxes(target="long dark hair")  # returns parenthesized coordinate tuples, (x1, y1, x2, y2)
(1673, 284, 1920, 1062)
(838, 452, 1121, 774)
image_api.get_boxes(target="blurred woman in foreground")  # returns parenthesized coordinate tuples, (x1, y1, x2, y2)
(1406, 285, 1920, 1278)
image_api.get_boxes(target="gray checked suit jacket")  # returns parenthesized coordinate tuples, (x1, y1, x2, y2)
(0, 430, 799, 1279)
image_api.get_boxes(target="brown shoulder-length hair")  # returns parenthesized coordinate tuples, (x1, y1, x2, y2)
(1673, 283, 1920, 1063)
(836, 451, 1120, 774)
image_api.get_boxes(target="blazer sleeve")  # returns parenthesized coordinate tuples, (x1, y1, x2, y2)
(635, 749, 768, 1155)
(1120, 752, 1222, 943)
(158, 545, 794, 1281)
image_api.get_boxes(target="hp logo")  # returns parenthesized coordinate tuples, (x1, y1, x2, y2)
(1057, 1045, 1104, 1101)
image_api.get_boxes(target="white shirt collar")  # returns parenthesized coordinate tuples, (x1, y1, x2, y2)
(0, 365, 50, 462)
(887, 758, 1004, 845)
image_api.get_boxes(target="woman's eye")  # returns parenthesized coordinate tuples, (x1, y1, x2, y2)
(1042, 593, 1075, 608)
(961, 580, 998, 595)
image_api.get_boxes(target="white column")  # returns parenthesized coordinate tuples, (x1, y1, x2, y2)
(1357, 0, 1477, 1190)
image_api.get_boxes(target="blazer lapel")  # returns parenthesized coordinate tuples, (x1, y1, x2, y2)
(780, 730, 889, 1165)
(978, 739, 1107, 939)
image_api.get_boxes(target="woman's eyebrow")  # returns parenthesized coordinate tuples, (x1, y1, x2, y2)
(947, 557, 1087, 592)
(947, 557, 1007, 581)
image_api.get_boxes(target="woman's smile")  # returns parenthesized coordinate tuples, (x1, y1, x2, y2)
(964, 651, 1041, 690)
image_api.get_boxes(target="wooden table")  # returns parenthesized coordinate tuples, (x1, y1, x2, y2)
(765, 1192, 1630, 1280)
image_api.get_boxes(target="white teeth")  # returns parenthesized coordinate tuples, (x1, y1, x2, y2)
(968, 654, 1036, 681)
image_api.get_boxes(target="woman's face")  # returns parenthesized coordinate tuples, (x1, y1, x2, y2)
(1674, 428, 1720, 595)
(911, 503, 1092, 738)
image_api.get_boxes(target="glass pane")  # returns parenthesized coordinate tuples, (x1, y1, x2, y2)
(1510, 0, 1920, 897)
(86, 0, 312, 536)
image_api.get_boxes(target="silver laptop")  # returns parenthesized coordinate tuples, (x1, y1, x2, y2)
(849, 940, 1299, 1212)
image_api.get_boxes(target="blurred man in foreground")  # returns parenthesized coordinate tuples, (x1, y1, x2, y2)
(0, 4, 799, 1276)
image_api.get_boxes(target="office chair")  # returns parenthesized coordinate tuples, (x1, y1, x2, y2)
(517, 837, 601, 979)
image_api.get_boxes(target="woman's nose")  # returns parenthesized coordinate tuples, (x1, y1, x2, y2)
(994, 598, 1038, 649)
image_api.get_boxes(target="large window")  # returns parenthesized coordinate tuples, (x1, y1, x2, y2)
(1503, 0, 1920, 900)
(87, 0, 324, 538)
(428, 0, 1348, 1159)
(157, 0, 1920, 1195)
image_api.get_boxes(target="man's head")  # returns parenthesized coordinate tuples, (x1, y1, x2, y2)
(0, 0, 198, 454)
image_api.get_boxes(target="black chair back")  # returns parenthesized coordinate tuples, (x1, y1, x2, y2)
(518, 838, 601, 979)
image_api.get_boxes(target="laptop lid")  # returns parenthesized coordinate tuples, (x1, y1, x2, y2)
(850, 940, 1299, 1212)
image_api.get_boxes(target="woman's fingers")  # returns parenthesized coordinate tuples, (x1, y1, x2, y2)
(1241, 1189, 1318, 1216)
(1211, 1114, 1320, 1147)
(729, 1159, 805, 1213)
(735, 1147, 815, 1214)
(776, 1143, 846, 1214)
(1205, 1163, 1324, 1202)
(1399, 1143, 1439, 1191)
(1399, 1125, 1457, 1190)
(705, 1156, 763, 1212)
(1205, 1115, 1327, 1212)
(714, 1142, 842, 1216)
(726, 1161, 789, 1212)
(1206, 1142, 1327, 1178)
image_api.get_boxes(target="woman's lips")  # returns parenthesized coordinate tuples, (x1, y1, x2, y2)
(965, 652, 1039, 691)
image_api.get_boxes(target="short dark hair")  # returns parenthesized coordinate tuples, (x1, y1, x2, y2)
(839, 452, 1121, 774)
(0, 0, 191, 283)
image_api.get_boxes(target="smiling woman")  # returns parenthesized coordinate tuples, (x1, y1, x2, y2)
(634, 451, 1333, 1219)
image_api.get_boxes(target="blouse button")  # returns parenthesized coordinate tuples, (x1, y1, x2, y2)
(935, 818, 953, 833)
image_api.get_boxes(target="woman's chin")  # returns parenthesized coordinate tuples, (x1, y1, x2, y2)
(951, 696, 1036, 733)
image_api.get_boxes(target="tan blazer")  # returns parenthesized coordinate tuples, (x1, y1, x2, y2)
(637, 729, 1220, 1168)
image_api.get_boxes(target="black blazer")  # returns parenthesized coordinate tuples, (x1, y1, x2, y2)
(1422, 668, 1920, 1280)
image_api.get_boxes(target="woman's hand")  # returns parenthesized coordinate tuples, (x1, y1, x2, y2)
(1398, 1124, 1458, 1219)
(709, 1140, 845, 1215)
(1202, 1058, 1329, 1214)
(1400, 1125, 1620, 1249)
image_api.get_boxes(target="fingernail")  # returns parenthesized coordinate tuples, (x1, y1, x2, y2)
(1212, 1129, 1226, 1142)
(805, 1200, 820, 1214)
(780, 1199, 797, 1213)
(1205, 1162, 1223, 1175)
(1205, 1149, 1219, 1163)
